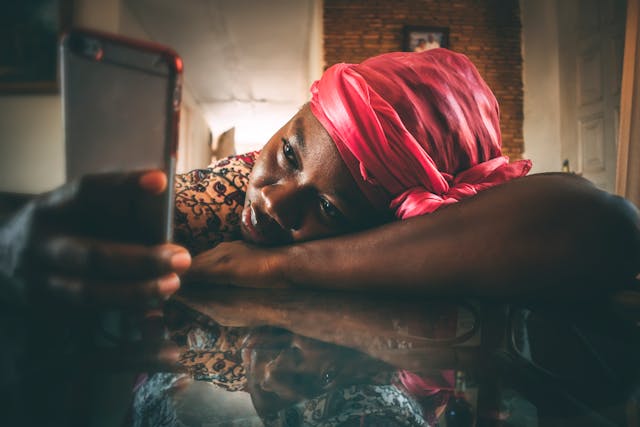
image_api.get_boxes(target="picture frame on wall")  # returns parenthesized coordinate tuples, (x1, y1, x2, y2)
(0, 0, 73, 94)
(403, 26, 449, 52)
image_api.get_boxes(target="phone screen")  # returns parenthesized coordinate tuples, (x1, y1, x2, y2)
(62, 31, 181, 242)
(63, 33, 179, 179)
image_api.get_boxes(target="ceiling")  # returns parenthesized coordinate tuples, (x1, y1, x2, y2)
(124, 0, 320, 152)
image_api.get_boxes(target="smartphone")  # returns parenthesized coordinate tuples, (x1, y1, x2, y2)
(61, 29, 182, 243)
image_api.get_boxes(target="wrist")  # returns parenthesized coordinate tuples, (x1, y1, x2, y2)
(264, 246, 296, 288)
(275, 242, 331, 290)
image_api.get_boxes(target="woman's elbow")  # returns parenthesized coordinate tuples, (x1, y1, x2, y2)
(541, 175, 640, 290)
(601, 193, 640, 283)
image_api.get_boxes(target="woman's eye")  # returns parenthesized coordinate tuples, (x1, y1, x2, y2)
(281, 138, 297, 167)
(286, 345, 304, 366)
(321, 369, 336, 387)
(319, 197, 341, 219)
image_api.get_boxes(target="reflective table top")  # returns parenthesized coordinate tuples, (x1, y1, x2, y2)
(3, 284, 639, 426)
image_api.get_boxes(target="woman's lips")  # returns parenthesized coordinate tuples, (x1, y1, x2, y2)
(241, 203, 267, 244)
(241, 201, 290, 245)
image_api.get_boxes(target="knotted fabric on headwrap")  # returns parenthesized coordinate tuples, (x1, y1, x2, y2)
(310, 49, 531, 219)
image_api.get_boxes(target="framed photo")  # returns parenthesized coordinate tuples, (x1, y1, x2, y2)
(0, 0, 73, 94)
(403, 26, 449, 52)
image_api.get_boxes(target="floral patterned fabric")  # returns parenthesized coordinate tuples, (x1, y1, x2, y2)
(173, 152, 258, 255)
(165, 300, 249, 391)
(262, 384, 428, 427)
(168, 153, 261, 389)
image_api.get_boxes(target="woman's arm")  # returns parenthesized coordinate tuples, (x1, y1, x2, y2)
(177, 288, 477, 371)
(187, 174, 640, 298)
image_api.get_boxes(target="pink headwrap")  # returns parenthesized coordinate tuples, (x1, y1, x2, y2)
(310, 49, 531, 219)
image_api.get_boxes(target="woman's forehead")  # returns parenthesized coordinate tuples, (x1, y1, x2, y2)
(293, 106, 376, 216)
(290, 105, 346, 176)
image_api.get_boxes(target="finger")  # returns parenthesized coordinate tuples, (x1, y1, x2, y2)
(138, 170, 168, 195)
(47, 273, 181, 307)
(37, 237, 191, 279)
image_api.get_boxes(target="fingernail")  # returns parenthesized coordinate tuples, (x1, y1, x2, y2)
(159, 346, 181, 363)
(139, 171, 167, 194)
(170, 251, 191, 270)
(158, 273, 180, 296)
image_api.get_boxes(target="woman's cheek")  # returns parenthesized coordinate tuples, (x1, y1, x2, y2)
(252, 148, 282, 187)
(247, 158, 270, 188)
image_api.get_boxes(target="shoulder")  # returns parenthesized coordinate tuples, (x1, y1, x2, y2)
(176, 151, 260, 189)
(207, 151, 260, 170)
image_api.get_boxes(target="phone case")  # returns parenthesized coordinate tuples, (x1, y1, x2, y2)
(61, 29, 183, 243)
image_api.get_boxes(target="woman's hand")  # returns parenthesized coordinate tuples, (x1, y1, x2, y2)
(1, 170, 191, 307)
(184, 240, 288, 289)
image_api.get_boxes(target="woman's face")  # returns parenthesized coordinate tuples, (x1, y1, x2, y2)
(241, 328, 387, 416)
(240, 104, 382, 245)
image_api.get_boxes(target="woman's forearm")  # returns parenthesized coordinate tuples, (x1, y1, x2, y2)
(277, 174, 640, 298)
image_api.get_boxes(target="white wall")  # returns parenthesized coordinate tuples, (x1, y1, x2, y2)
(0, 0, 121, 194)
(121, 0, 321, 156)
(0, 0, 216, 194)
(119, 2, 212, 172)
(75, 0, 121, 33)
(520, 0, 563, 173)
(0, 96, 64, 193)
(195, 1, 319, 156)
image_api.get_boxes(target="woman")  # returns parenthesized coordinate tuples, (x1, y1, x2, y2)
(2, 47, 637, 427)
(133, 305, 421, 426)
(134, 48, 638, 425)
(1, 48, 638, 326)
(178, 48, 639, 298)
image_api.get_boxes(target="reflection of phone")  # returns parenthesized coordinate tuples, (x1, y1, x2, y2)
(61, 29, 182, 243)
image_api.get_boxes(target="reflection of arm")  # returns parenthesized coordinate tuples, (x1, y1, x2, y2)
(273, 174, 639, 298)
(176, 289, 478, 371)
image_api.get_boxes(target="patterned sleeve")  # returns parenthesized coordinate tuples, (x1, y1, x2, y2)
(173, 152, 259, 255)
(165, 300, 250, 392)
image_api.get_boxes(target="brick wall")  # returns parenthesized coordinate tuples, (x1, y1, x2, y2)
(324, 0, 524, 159)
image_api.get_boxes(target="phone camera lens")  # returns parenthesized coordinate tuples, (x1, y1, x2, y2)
(84, 39, 103, 60)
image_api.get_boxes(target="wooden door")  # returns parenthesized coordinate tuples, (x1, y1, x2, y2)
(559, 0, 626, 192)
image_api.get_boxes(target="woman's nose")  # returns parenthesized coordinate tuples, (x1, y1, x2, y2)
(261, 181, 305, 230)
(260, 359, 277, 392)
(261, 347, 300, 393)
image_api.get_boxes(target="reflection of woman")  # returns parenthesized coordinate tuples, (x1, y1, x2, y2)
(133, 302, 427, 426)
(262, 384, 430, 426)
